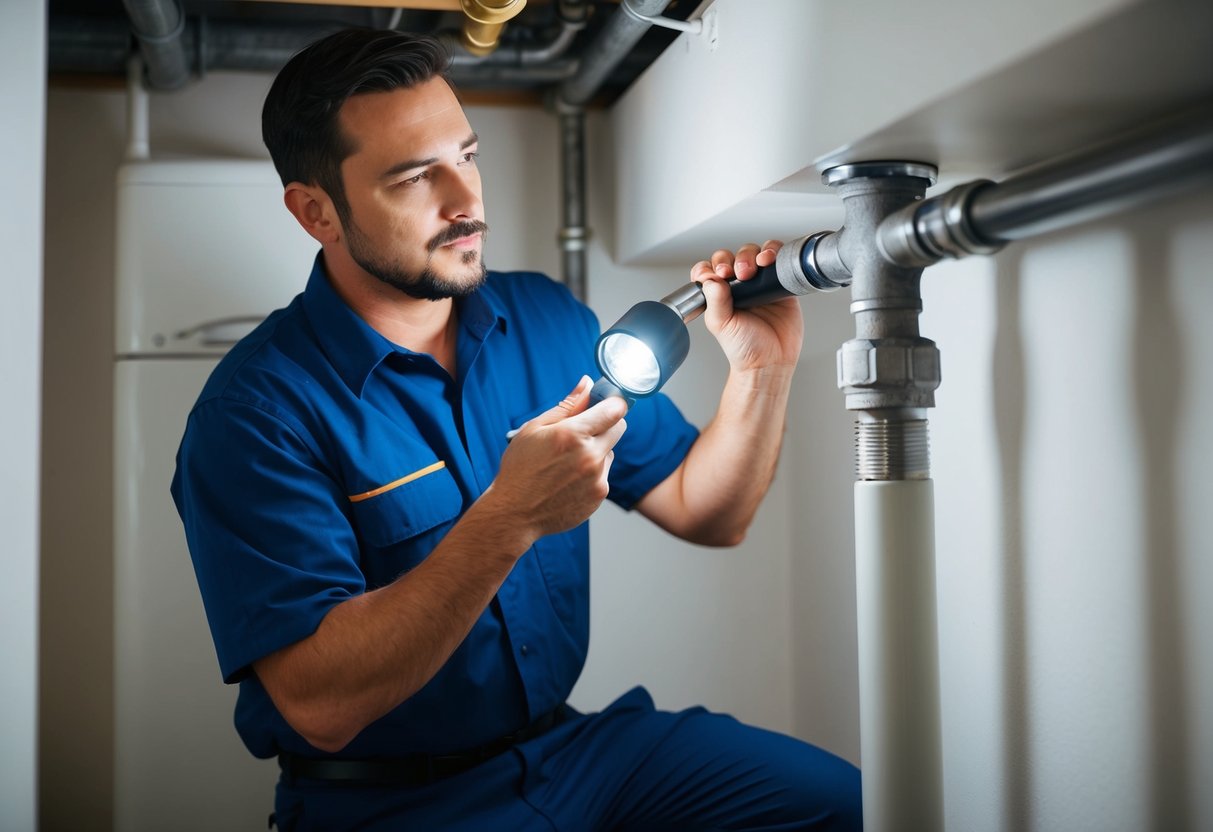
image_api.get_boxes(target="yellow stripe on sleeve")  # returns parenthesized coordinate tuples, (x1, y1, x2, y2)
(347, 460, 446, 503)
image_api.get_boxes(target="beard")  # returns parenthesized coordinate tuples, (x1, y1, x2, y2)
(346, 217, 489, 302)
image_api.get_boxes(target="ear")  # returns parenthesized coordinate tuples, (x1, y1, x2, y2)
(283, 182, 342, 245)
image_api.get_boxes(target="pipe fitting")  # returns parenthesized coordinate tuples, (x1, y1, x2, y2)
(821, 161, 941, 414)
(854, 413, 931, 481)
(777, 231, 850, 291)
(878, 179, 1003, 268)
(460, 0, 527, 57)
(837, 338, 941, 411)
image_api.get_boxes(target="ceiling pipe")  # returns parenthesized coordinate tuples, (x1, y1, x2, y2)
(122, 0, 191, 90)
(459, 0, 528, 57)
(548, 0, 670, 301)
(556, 0, 668, 107)
(47, 15, 588, 86)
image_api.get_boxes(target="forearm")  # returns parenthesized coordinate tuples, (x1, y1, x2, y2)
(254, 490, 531, 753)
(640, 363, 794, 546)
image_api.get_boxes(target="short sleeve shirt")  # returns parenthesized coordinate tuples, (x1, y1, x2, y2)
(170, 256, 699, 759)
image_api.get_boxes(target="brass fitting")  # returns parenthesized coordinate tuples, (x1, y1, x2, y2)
(460, 0, 527, 56)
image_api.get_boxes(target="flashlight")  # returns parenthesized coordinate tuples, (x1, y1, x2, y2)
(591, 232, 841, 406)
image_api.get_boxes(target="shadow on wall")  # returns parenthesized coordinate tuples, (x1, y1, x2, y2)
(991, 196, 1195, 832)
(991, 246, 1028, 832)
(1130, 209, 1190, 832)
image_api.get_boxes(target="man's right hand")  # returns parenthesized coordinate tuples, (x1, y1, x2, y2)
(488, 375, 628, 542)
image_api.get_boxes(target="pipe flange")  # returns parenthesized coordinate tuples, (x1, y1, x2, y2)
(822, 161, 938, 187)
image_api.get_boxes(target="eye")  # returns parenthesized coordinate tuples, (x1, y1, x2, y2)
(460, 151, 479, 165)
(395, 171, 428, 187)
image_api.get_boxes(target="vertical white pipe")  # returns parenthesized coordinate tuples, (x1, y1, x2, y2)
(126, 54, 150, 161)
(854, 479, 944, 832)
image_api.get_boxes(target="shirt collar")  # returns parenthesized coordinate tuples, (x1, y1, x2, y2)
(301, 253, 508, 398)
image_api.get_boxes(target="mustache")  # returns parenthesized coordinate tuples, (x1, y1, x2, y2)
(427, 220, 489, 253)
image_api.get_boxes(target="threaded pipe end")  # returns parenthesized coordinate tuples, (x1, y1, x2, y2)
(856, 418, 930, 481)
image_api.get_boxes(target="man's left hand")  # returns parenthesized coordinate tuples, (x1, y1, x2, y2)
(691, 240, 805, 373)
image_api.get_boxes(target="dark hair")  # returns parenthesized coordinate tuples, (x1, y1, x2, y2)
(262, 29, 451, 224)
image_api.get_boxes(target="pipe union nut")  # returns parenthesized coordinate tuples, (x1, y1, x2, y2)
(836, 338, 941, 393)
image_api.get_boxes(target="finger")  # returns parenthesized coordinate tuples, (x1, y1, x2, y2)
(734, 242, 762, 280)
(710, 249, 735, 279)
(601, 449, 616, 484)
(598, 415, 627, 451)
(756, 239, 783, 267)
(566, 394, 628, 436)
(690, 259, 716, 283)
(528, 375, 592, 428)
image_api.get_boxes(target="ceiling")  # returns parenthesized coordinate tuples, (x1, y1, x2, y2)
(47, 0, 695, 104)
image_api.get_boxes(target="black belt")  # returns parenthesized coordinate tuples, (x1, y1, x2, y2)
(278, 705, 572, 786)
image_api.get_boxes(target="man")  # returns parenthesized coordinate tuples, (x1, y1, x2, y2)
(172, 28, 861, 831)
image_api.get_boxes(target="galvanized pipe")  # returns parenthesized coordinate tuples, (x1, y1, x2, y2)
(557, 103, 590, 301)
(556, 0, 668, 106)
(879, 104, 1213, 267)
(122, 0, 190, 90)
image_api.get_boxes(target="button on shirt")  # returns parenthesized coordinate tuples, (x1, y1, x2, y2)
(170, 256, 699, 760)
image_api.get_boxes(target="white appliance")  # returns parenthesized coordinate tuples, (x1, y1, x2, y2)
(113, 160, 318, 831)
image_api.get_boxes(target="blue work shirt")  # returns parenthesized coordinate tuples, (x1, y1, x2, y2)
(171, 255, 699, 760)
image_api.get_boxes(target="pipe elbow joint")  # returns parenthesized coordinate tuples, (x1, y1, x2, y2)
(460, 0, 528, 57)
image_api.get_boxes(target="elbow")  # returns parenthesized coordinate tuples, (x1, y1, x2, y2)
(278, 700, 359, 754)
(687, 522, 749, 548)
(712, 529, 748, 548)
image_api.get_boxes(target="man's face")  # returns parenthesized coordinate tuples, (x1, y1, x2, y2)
(335, 77, 487, 301)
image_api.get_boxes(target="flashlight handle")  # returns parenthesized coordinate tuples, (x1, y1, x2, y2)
(727, 263, 795, 309)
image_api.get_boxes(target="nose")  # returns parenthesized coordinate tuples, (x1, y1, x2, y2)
(441, 165, 482, 221)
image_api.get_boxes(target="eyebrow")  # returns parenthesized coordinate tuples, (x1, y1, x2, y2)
(379, 132, 479, 181)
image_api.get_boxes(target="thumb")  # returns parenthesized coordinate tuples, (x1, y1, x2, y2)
(528, 375, 593, 428)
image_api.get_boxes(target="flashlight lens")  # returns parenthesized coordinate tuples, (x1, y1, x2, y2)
(599, 333, 661, 395)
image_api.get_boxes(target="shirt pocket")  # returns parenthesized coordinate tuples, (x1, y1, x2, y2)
(348, 460, 463, 550)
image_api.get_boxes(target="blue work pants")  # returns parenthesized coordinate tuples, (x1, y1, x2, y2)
(274, 687, 862, 831)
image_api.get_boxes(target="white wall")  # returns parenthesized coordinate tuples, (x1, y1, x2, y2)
(1, 3, 45, 831)
(41, 73, 796, 829)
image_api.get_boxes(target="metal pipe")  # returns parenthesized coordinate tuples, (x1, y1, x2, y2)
(879, 104, 1213, 267)
(48, 16, 581, 85)
(442, 2, 585, 70)
(459, 0, 528, 57)
(556, 0, 668, 106)
(557, 103, 590, 301)
(121, 0, 190, 90)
